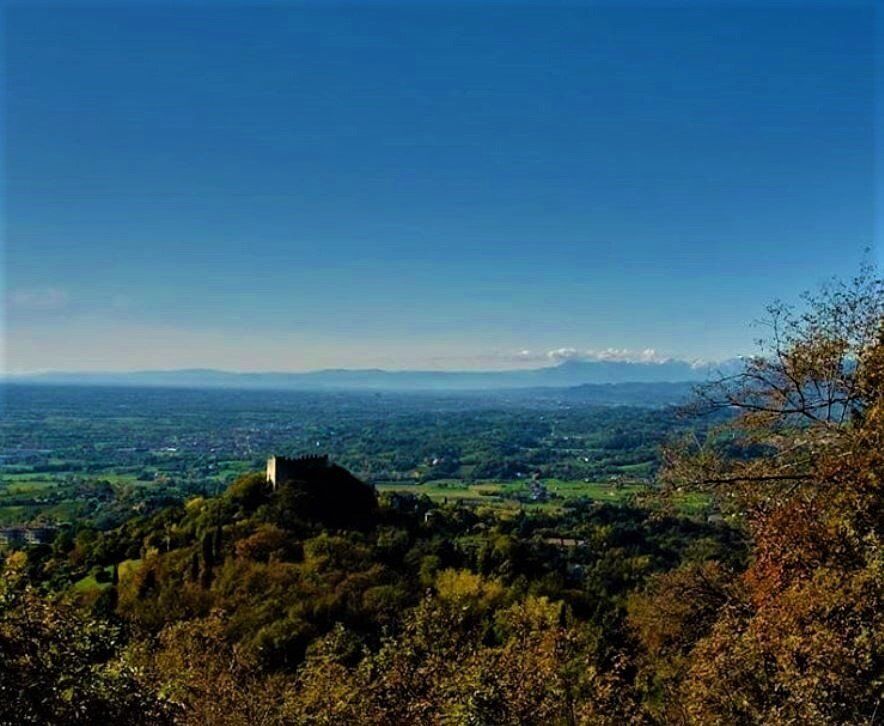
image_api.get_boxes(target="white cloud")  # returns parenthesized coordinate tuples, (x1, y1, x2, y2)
(546, 347, 581, 362)
(536, 347, 670, 364)
(455, 347, 676, 367)
(456, 347, 676, 368)
(417, 346, 675, 370)
(586, 347, 667, 363)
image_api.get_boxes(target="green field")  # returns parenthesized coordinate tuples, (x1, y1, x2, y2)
(378, 478, 647, 509)
(376, 478, 711, 515)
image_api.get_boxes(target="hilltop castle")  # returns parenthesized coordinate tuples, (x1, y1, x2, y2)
(266, 454, 330, 491)
(264, 453, 377, 529)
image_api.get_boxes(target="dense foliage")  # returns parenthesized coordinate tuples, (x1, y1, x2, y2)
(1, 268, 881, 723)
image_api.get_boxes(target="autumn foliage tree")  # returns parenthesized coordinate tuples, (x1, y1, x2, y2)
(286, 573, 638, 725)
(632, 263, 883, 723)
(0, 553, 173, 724)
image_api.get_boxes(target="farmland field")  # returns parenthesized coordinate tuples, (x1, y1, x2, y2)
(0, 384, 717, 529)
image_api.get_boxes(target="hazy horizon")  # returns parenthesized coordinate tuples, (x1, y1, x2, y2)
(1, 343, 734, 376)
(6, 351, 739, 378)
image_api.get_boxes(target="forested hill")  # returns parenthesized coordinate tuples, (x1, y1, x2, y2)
(3, 459, 746, 722)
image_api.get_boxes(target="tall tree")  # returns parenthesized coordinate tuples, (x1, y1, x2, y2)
(637, 263, 883, 723)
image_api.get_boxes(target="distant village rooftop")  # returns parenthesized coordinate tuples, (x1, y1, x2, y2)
(0, 525, 58, 548)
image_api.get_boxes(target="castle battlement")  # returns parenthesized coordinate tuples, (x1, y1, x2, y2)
(266, 454, 330, 490)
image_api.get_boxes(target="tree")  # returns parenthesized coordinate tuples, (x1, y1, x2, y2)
(648, 263, 883, 723)
(134, 613, 292, 726)
(0, 554, 173, 724)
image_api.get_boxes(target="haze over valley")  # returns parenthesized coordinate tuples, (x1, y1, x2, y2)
(9, 357, 740, 392)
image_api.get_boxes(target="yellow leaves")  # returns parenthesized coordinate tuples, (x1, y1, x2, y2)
(434, 568, 505, 613)
(494, 595, 564, 638)
(680, 560, 884, 725)
(301, 533, 371, 574)
(137, 614, 292, 725)
(0, 551, 29, 597)
(184, 496, 206, 513)
(627, 561, 732, 659)
(3, 549, 28, 574)
(287, 589, 587, 726)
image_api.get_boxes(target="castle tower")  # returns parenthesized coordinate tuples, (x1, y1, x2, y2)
(266, 454, 330, 490)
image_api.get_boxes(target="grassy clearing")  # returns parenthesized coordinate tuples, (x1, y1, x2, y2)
(668, 490, 710, 515)
(72, 569, 113, 592)
(540, 479, 646, 500)
(72, 559, 142, 593)
(90, 472, 141, 484)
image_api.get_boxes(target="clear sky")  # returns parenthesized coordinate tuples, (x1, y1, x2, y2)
(3, 1, 879, 373)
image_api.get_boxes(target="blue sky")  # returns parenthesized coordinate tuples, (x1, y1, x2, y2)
(3, 1, 878, 372)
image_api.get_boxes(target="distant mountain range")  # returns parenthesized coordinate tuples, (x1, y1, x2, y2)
(7, 358, 742, 392)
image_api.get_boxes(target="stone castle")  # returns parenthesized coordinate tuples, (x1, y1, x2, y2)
(264, 454, 378, 529)
(266, 454, 331, 490)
